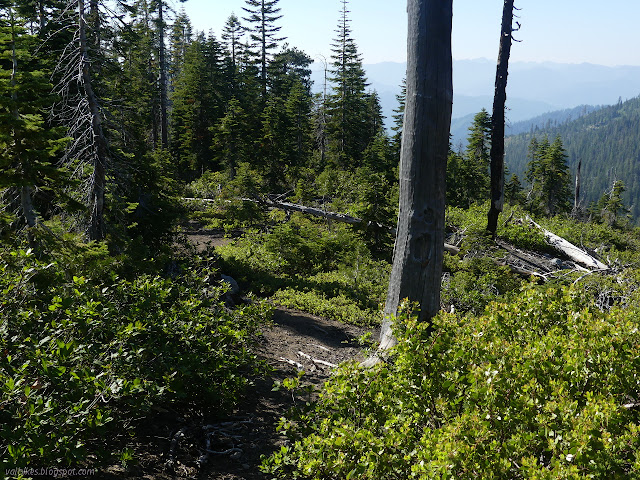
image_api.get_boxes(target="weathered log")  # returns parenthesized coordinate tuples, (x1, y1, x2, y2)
(182, 196, 462, 256)
(528, 217, 609, 270)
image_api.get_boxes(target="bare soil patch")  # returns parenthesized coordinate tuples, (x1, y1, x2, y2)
(97, 230, 375, 479)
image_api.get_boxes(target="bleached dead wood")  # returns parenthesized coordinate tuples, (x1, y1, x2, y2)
(297, 351, 338, 368)
(278, 357, 304, 370)
(182, 196, 461, 255)
(528, 217, 609, 270)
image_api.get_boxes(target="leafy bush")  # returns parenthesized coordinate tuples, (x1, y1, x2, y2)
(442, 257, 521, 314)
(263, 284, 640, 479)
(0, 247, 270, 470)
(218, 217, 389, 325)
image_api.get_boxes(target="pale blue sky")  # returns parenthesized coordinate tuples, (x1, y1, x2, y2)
(175, 0, 640, 66)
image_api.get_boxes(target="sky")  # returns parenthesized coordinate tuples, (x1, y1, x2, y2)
(175, 0, 640, 67)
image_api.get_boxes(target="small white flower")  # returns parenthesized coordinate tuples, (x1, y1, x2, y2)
(566, 454, 575, 462)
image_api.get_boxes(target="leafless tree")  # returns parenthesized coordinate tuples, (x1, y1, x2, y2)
(487, 0, 517, 235)
(54, 0, 109, 241)
(366, 0, 453, 362)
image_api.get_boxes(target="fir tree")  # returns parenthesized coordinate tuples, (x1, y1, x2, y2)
(0, 5, 67, 234)
(326, 0, 369, 169)
(525, 135, 572, 216)
(446, 109, 491, 208)
(242, 0, 285, 98)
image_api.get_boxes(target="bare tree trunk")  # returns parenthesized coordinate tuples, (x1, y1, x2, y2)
(373, 0, 453, 355)
(573, 158, 582, 214)
(487, 0, 515, 236)
(79, 0, 108, 241)
(157, 0, 169, 148)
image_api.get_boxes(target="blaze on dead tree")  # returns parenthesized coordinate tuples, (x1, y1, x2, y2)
(367, 0, 453, 360)
(487, 0, 517, 236)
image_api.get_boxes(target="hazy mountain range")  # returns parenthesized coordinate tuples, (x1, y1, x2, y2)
(310, 59, 640, 142)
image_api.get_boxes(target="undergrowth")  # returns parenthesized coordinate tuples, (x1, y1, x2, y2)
(0, 240, 271, 472)
(263, 285, 640, 479)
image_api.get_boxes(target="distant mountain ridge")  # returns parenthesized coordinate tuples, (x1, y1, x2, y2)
(504, 96, 640, 218)
(310, 59, 640, 132)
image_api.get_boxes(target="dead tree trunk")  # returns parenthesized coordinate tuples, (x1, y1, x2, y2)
(573, 158, 582, 215)
(79, 0, 108, 240)
(372, 0, 453, 356)
(487, 0, 516, 236)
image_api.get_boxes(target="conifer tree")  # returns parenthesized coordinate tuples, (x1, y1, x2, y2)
(213, 98, 249, 179)
(221, 13, 244, 97)
(391, 77, 406, 159)
(446, 110, 491, 208)
(326, 0, 369, 169)
(0, 5, 67, 234)
(525, 135, 571, 216)
(242, 0, 285, 98)
(595, 180, 629, 226)
(170, 32, 225, 178)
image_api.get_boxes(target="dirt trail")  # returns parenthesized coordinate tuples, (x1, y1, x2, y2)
(102, 229, 376, 479)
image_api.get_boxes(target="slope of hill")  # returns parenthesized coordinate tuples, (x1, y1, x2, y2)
(504, 96, 640, 218)
(311, 59, 640, 133)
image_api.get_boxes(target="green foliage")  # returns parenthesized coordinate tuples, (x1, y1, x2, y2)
(442, 256, 521, 315)
(0, 245, 270, 469)
(217, 216, 389, 325)
(264, 285, 640, 479)
(447, 109, 491, 208)
(505, 96, 640, 219)
(525, 135, 572, 216)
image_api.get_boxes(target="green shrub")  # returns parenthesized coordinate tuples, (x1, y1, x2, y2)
(0, 247, 270, 470)
(442, 257, 521, 314)
(263, 284, 640, 479)
(218, 218, 390, 325)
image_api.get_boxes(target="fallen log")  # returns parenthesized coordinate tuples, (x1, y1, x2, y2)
(182, 196, 461, 254)
(527, 217, 609, 270)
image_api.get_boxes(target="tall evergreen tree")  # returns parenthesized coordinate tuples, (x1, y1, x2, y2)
(221, 13, 244, 97)
(170, 32, 224, 178)
(326, 0, 369, 169)
(391, 77, 406, 159)
(525, 135, 571, 216)
(0, 4, 67, 234)
(242, 0, 285, 98)
(446, 110, 491, 208)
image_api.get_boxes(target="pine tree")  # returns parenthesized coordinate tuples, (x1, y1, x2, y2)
(326, 0, 369, 169)
(213, 98, 249, 179)
(0, 5, 67, 234)
(170, 32, 225, 178)
(221, 13, 244, 97)
(446, 109, 491, 208)
(242, 0, 285, 98)
(525, 135, 571, 216)
(391, 77, 406, 159)
(595, 180, 629, 226)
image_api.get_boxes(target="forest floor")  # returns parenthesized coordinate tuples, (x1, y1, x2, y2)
(100, 227, 376, 480)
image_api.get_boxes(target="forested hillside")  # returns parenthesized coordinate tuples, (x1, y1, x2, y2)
(4, 0, 640, 479)
(505, 96, 640, 218)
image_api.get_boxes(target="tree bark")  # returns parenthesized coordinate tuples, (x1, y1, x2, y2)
(374, 0, 453, 354)
(573, 158, 582, 214)
(79, 0, 108, 241)
(487, 0, 515, 236)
